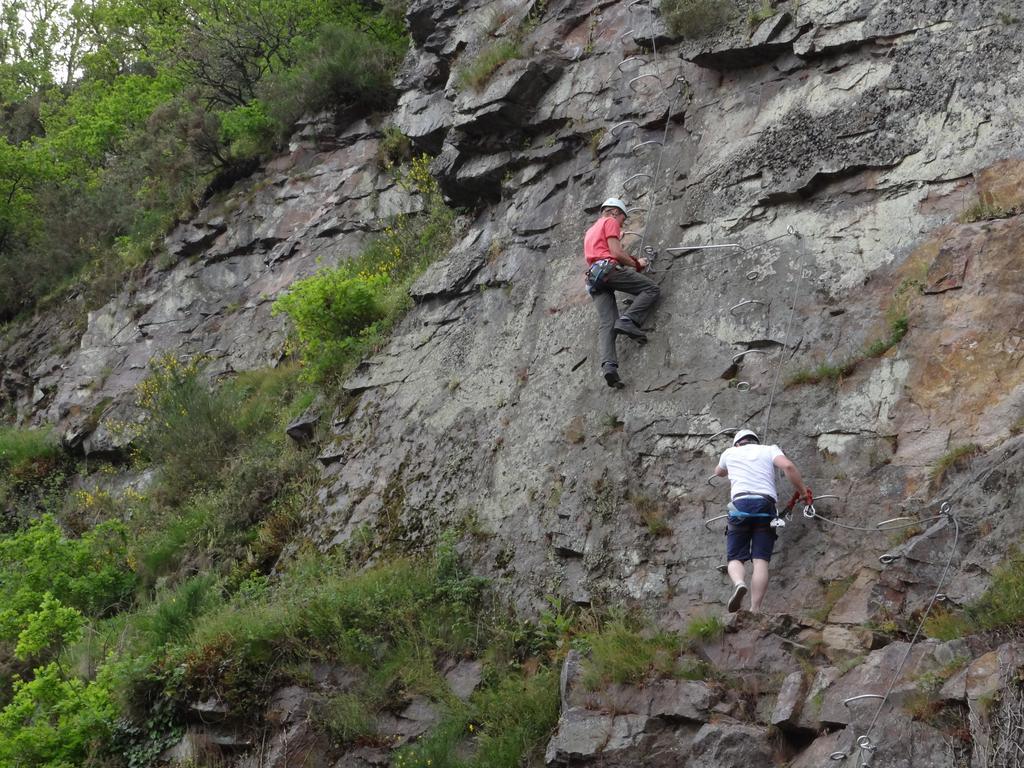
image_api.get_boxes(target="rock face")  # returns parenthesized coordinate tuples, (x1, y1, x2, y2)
(4, 0, 1024, 766)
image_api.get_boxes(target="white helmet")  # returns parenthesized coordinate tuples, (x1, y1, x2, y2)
(733, 429, 759, 446)
(600, 197, 628, 215)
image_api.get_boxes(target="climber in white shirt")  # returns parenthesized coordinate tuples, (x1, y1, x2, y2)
(713, 429, 812, 613)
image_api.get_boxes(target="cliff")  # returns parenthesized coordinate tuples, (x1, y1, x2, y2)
(2, 0, 1024, 765)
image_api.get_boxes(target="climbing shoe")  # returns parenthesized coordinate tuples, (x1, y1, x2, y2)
(614, 317, 647, 343)
(727, 582, 748, 613)
(604, 369, 625, 389)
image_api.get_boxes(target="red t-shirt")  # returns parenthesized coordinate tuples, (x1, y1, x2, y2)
(584, 216, 622, 265)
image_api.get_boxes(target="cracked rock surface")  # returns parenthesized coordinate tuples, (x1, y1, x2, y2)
(3, 0, 1024, 765)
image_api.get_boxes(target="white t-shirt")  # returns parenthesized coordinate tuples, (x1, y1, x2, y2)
(717, 443, 784, 500)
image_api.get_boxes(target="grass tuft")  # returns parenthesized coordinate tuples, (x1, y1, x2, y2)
(455, 38, 521, 91)
(929, 443, 982, 487)
(786, 314, 910, 388)
(661, 0, 736, 38)
(581, 618, 682, 689)
(958, 199, 1019, 223)
(684, 615, 724, 645)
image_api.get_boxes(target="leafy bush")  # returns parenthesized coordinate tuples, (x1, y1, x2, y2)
(136, 354, 244, 493)
(274, 156, 456, 382)
(0, 662, 117, 768)
(258, 23, 404, 141)
(0, 0, 408, 322)
(0, 516, 134, 645)
(661, 0, 736, 38)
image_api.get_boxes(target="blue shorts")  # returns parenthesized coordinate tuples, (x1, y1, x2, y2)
(726, 496, 778, 562)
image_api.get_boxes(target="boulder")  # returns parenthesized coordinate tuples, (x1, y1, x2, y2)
(688, 722, 773, 768)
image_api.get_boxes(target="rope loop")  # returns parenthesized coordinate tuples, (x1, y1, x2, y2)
(803, 504, 817, 519)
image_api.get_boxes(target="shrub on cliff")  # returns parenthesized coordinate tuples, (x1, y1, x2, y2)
(661, 0, 736, 38)
(274, 156, 456, 383)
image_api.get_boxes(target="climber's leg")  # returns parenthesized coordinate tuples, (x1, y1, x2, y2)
(750, 559, 770, 612)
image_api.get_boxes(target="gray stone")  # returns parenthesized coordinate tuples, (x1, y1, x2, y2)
(286, 401, 321, 445)
(772, 670, 808, 729)
(444, 659, 483, 701)
(688, 722, 773, 768)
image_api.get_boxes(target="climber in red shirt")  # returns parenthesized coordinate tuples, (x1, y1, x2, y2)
(583, 198, 660, 388)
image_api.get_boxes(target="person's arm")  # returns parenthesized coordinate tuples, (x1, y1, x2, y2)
(714, 465, 728, 478)
(773, 454, 811, 502)
(606, 237, 638, 270)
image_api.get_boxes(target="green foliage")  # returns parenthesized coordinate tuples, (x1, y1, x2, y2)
(392, 668, 560, 768)
(14, 593, 85, 661)
(929, 443, 982, 487)
(922, 608, 974, 641)
(926, 549, 1024, 638)
(748, 1, 776, 28)
(661, 0, 736, 38)
(808, 575, 855, 623)
(274, 156, 457, 382)
(787, 314, 910, 388)
(0, 516, 134, 646)
(138, 575, 223, 651)
(315, 692, 375, 744)
(684, 615, 724, 644)
(0, 662, 117, 768)
(456, 38, 521, 91)
(785, 359, 859, 387)
(0, 426, 60, 475)
(581, 617, 682, 689)
(379, 125, 413, 168)
(959, 198, 1019, 223)
(219, 100, 276, 159)
(136, 354, 244, 493)
(173, 539, 487, 715)
(0, 0, 408, 321)
(257, 23, 404, 142)
(136, 356, 311, 495)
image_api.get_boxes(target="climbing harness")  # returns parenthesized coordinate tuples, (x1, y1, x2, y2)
(585, 258, 618, 295)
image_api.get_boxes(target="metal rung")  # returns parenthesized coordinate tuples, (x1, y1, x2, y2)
(619, 29, 636, 43)
(666, 243, 741, 254)
(729, 299, 767, 314)
(628, 73, 666, 92)
(631, 140, 663, 154)
(625, 207, 645, 215)
(844, 694, 885, 708)
(618, 56, 648, 72)
(736, 381, 751, 391)
(704, 513, 728, 531)
(875, 516, 918, 531)
(879, 553, 901, 565)
(731, 349, 767, 363)
(610, 120, 639, 136)
(621, 230, 642, 240)
(627, 0, 650, 10)
(622, 172, 652, 191)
